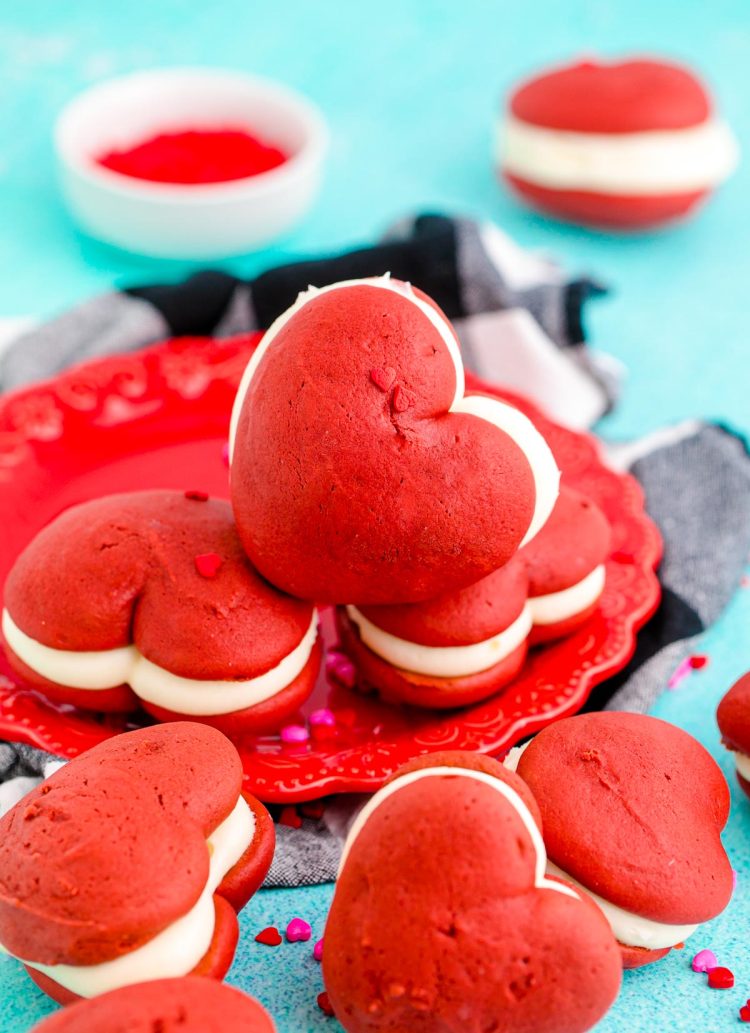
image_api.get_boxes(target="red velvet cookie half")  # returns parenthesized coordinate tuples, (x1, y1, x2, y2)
(30, 976, 276, 1032)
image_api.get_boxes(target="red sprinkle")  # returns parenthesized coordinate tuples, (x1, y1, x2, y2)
(185, 490, 208, 501)
(194, 553, 223, 578)
(370, 366, 396, 392)
(391, 384, 413, 413)
(707, 966, 734, 989)
(97, 128, 288, 184)
(739, 1001, 750, 1023)
(610, 549, 635, 563)
(317, 991, 335, 1017)
(689, 654, 709, 669)
(255, 926, 282, 947)
(279, 806, 303, 830)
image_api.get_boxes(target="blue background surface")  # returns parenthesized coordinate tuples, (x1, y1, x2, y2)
(1, 2, 750, 1030)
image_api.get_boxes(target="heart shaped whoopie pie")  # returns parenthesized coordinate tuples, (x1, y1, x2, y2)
(336, 486, 611, 708)
(501, 57, 738, 229)
(30, 976, 276, 1033)
(512, 712, 733, 967)
(717, 672, 750, 796)
(2, 491, 321, 733)
(229, 277, 560, 604)
(0, 723, 275, 1005)
(323, 751, 621, 1033)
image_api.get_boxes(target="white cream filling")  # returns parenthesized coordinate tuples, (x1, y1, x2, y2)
(0, 795, 255, 997)
(545, 860, 698, 951)
(733, 750, 750, 782)
(499, 114, 739, 195)
(346, 602, 532, 679)
(2, 608, 317, 716)
(228, 275, 559, 548)
(340, 766, 577, 906)
(528, 564, 606, 626)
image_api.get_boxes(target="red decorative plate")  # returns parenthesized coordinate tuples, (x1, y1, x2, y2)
(0, 334, 661, 802)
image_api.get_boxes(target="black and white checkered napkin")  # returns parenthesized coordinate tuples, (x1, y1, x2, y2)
(2, 213, 749, 886)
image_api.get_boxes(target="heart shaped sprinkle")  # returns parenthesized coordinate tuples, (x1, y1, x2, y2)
(286, 917, 312, 942)
(325, 651, 357, 689)
(310, 707, 337, 728)
(740, 1002, 750, 1023)
(313, 938, 324, 962)
(317, 991, 335, 1017)
(184, 489, 209, 501)
(370, 366, 396, 393)
(279, 806, 302, 829)
(391, 384, 413, 413)
(707, 966, 734, 989)
(255, 926, 282, 947)
(691, 948, 717, 972)
(280, 724, 309, 744)
(194, 552, 223, 578)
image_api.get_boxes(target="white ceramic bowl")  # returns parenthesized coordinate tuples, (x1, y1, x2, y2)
(54, 68, 329, 260)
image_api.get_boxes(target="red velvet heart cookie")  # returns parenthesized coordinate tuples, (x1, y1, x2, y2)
(717, 672, 750, 796)
(230, 277, 559, 604)
(512, 712, 733, 968)
(0, 723, 275, 1004)
(2, 491, 321, 733)
(336, 559, 531, 708)
(323, 751, 621, 1032)
(499, 57, 738, 228)
(521, 486, 610, 643)
(30, 976, 276, 1032)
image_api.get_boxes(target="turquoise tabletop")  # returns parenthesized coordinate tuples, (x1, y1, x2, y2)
(2, 2, 750, 1031)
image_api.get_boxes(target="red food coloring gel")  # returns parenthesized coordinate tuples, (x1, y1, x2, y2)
(317, 991, 335, 1017)
(689, 654, 709, 669)
(194, 553, 223, 578)
(97, 128, 288, 185)
(707, 966, 734, 989)
(184, 489, 209, 502)
(255, 926, 282, 947)
(279, 805, 302, 829)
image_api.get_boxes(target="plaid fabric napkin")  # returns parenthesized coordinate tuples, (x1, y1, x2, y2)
(2, 213, 749, 887)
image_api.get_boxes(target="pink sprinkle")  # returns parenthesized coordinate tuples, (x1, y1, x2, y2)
(326, 650, 357, 689)
(667, 657, 693, 690)
(286, 917, 312, 943)
(733, 870, 739, 891)
(310, 708, 336, 728)
(281, 724, 309, 744)
(221, 442, 230, 467)
(313, 938, 324, 961)
(692, 948, 718, 973)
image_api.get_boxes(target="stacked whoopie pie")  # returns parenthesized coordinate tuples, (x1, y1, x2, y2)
(4, 276, 609, 727)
